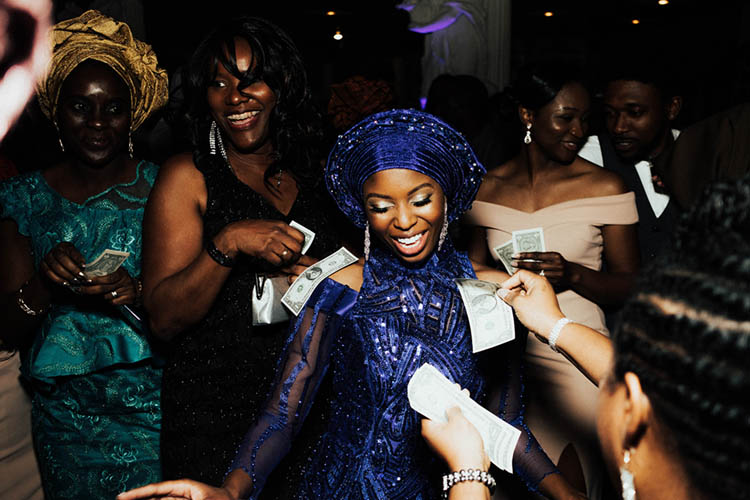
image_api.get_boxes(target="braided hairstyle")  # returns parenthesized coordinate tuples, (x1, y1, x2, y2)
(185, 17, 323, 187)
(611, 175, 750, 500)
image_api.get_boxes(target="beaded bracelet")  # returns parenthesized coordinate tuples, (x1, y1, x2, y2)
(16, 282, 47, 317)
(442, 468, 496, 499)
(548, 317, 572, 352)
(206, 240, 235, 267)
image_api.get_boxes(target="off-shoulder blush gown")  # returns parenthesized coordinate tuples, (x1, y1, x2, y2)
(464, 192, 638, 499)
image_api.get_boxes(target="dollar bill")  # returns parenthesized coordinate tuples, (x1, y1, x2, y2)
(455, 278, 515, 352)
(84, 249, 130, 278)
(492, 240, 515, 275)
(512, 227, 546, 254)
(407, 363, 521, 473)
(289, 220, 315, 255)
(281, 247, 358, 315)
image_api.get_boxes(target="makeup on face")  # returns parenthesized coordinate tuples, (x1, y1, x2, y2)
(363, 169, 446, 263)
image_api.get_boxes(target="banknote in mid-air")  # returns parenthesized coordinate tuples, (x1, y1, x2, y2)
(455, 278, 515, 352)
(492, 240, 515, 274)
(407, 363, 521, 473)
(84, 249, 130, 278)
(289, 220, 315, 255)
(281, 247, 358, 315)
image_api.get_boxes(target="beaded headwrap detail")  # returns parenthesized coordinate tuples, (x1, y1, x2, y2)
(37, 10, 168, 131)
(325, 109, 486, 229)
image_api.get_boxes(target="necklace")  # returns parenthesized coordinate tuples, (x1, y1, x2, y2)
(214, 126, 283, 187)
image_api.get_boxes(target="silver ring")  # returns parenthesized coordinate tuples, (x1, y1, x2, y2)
(539, 270, 545, 277)
(111, 290, 118, 298)
(282, 249, 289, 257)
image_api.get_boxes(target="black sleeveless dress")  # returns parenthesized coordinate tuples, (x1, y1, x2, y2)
(160, 159, 339, 497)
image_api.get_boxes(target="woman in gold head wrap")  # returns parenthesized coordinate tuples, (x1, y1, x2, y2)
(0, 9, 167, 499)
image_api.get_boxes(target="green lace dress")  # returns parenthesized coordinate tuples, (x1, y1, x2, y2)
(0, 161, 162, 499)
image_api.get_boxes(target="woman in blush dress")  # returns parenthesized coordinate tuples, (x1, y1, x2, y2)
(462, 65, 640, 498)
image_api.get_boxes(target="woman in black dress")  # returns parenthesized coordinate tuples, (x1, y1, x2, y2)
(141, 17, 337, 495)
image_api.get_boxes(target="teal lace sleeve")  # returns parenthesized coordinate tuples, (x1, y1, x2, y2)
(0, 173, 40, 239)
(0, 164, 162, 382)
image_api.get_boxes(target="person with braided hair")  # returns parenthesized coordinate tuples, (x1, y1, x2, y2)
(494, 173, 750, 500)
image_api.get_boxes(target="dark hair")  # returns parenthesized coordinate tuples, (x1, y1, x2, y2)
(508, 63, 589, 112)
(185, 17, 322, 186)
(612, 175, 750, 500)
(599, 53, 681, 101)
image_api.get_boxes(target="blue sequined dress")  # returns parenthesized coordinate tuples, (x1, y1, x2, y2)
(0, 162, 162, 499)
(231, 242, 558, 499)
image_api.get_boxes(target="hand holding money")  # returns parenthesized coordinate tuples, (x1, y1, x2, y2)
(41, 241, 89, 288)
(512, 251, 571, 287)
(408, 363, 521, 473)
(497, 270, 565, 340)
(220, 219, 307, 266)
(421, 406, 490, 473)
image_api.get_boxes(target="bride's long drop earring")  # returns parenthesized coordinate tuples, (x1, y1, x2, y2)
(437, 202, 449, 251)
(363, 221, 371, 261)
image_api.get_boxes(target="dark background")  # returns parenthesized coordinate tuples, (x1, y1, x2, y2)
(4, 0, 749, 168)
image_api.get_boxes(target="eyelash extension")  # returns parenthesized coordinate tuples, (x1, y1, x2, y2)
(413, 196, 432, 207)
(368, 205, 389, 214)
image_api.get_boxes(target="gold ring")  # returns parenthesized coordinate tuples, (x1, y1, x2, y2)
(111, 290, 118, 298)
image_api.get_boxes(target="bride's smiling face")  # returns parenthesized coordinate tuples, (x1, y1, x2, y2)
(362, 168, 446, 264)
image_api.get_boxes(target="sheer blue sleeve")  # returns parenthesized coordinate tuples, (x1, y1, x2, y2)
(486, 333, 559, 493)
(228, 278, 357, 498)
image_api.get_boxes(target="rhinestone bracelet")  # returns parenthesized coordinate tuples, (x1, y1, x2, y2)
(16, 282, 47, 317)
(548, 317, 572, 352)
(442, 468, 496, 499)
(206, 240, 235, 267)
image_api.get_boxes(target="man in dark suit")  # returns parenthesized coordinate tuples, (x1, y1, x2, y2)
(579, 68, 683, 263)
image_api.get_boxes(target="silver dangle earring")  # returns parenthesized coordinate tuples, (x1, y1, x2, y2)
(128, 130, 134, 159)
(209, 121, 217, 155)
(524, 123, 532, 145)
(437, 202, 449, 251)
(363, 221, 371, 261)
(209, 120, 232, 171)
(55, 122, 65, 152)
(620, 449, 636, 500)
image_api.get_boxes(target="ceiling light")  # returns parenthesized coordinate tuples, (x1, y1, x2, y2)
(631, 19, 640, 24)
(333, 30, 343, 41)
(326, 10, 336, 16)
(658, 0, 668, 5)
(544, 11, 554, 17)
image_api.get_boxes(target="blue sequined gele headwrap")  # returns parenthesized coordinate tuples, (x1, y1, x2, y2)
(325, 109, 486, 229)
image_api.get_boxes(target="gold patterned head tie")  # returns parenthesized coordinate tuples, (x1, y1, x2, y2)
(37, 9, 168, 130)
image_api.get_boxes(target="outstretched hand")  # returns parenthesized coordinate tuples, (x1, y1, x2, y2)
(497, 269, 565, 340)
(116, 479, 235, 500)
(421, 406, 489, 473)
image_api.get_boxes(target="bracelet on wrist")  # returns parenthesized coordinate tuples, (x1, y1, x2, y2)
(15, 281, 47, 317)
(133, 277, 143, 306)
(548, 317, 572, 353)
(442, 468, 496, 499)
(206, 240, 236, 267)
